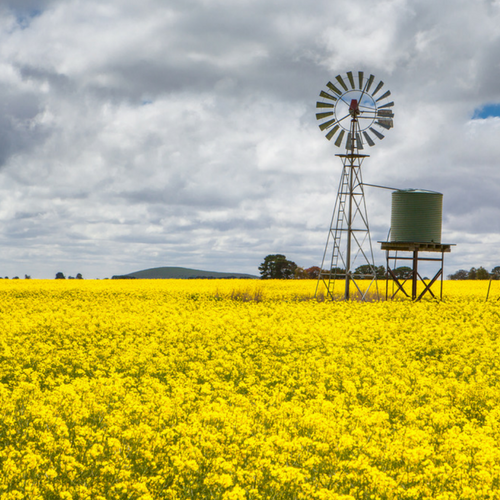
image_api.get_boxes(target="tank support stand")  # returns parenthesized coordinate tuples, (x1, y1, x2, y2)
(380, 242, 454, 301)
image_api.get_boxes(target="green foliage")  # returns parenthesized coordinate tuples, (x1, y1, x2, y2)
(259, 254, 297, 279)
(449, 267, 493, 280)
(293, 267, 309, 279)
(392, 266, 413, 279)
(476, 267, 490, 280)
(449, 269, 468, 280)
(353, 265, 386, 279)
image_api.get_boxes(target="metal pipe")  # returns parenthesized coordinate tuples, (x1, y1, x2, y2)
(361, 182, 401, 191)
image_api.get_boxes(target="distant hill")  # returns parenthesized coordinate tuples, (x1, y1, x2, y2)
(111, 266, 259, 280)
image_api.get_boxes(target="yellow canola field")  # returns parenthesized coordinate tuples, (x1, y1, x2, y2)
(1, 279, 500, 500)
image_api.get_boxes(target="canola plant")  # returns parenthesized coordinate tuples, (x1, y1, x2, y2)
(0, 279, 499, 499)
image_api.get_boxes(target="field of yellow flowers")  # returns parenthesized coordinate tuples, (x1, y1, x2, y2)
(1, 279, 500, 500)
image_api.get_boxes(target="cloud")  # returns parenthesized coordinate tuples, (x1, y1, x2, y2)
(0, 0, 499, 278)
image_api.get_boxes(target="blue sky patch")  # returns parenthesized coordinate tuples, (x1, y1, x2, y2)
(16, 9, 42, 30)
(473, 103, 500, 119)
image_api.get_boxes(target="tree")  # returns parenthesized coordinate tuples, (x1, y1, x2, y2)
(468, 267, 477, 280)
(375, 266, 386, 279)
(353, 265, 386, 279)
(55, 272, 66, 279)
(76, 273, 83, 279)
(259, 254, 297, 279)
(392, 266, 413, 279)
(354, 265, 372, 278)
(294, 267, 308, 279)
(305, 266, 321, 279)
(491, 266, 500, 280)
(477, 267, 490, 280)
(448, 269, 468, 280)
(331, 267, 346, 275)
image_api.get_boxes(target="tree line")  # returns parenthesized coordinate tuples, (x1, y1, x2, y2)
(259, 254, 414, 280)
(448, 267, 500, 280)
(259, 255, 500, 281)
(55, 272, 83, 279)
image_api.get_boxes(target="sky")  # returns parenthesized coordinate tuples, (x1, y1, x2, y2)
(0, 0, 500, 279)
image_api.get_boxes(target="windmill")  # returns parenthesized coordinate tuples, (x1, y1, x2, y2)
(315, 71, 394, 300)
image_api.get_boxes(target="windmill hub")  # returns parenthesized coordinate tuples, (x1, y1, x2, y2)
(349, 99, 360, 117)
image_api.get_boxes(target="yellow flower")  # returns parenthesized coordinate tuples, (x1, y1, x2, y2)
(0, 279, 499, 498)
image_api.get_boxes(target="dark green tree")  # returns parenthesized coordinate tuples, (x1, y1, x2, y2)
(468, 267, 477, 280)
(55, 272, 66, 279)
(477, 267, 490, 280)
(448, 269, 468, 280)
(259, 254, 297, 279)
(392, 266, 413, 279)
(353, 265, 386, 279)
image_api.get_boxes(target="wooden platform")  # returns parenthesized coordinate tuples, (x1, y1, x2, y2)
(379, 241, 454, 253)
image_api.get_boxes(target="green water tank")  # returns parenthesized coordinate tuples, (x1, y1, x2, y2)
(390, 189, 443, 243)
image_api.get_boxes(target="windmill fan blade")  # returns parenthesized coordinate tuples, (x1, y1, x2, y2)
(326, 125, 339, 141)
(365, 74, 374, 93)
(378, 101, 394, 109)
(356, 133, 364, 150)
(346, 132, 352, 150)
(316, 101, 335, 108)
(316, 111, 334, 120)
(335, 129, 345, 147)
(376, 119, 393, 130)
(372, 81, 384, 96)
(363, 131, 375, 147)
(376, 90, 391, 102)
(358, 71, 364, 89)
(319, 118, 338, 131)
(335, 75, 349, 91)
(377, 109, 394, 118)
(320, 90, 337, 101)
(347, 71, 355, 89)
(369, 127, 384, 140)
(326, 82, 342, 95)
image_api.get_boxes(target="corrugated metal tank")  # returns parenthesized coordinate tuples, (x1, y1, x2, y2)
(390, 189, 443, 243)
